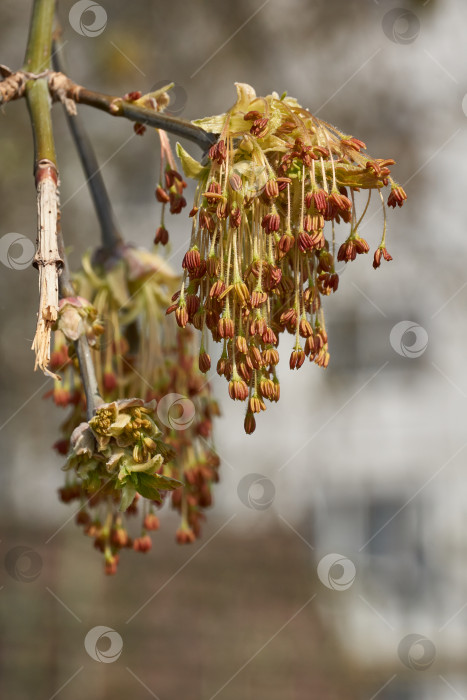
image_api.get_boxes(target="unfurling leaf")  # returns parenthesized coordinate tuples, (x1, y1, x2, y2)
(134, 472, 182, 502)
(176, 142, 209, 180)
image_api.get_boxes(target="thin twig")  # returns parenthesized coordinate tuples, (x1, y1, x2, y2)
(2, 64, 217, 151)
(75, 336, 103, 420)
(0, 66, 28, 104)
(56, 219, 103, 419)
(45, 70, 216, 151)
(52, 39, 122, 252)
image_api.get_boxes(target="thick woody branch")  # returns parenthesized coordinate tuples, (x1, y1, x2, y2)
(23, 0, 62, 377)
(32, 159, 63, 377)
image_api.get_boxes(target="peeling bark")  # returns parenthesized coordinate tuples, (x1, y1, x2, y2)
(31, 159, 63, 377)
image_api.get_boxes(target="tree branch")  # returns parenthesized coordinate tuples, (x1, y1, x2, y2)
(0, 65, 28, 105)
(2, 63, 216, 151)
(52, 39, 122, 252)
(46, 71, 216, 151)
(56, 221, 103, 420)
(23, 1, 102, 417)
(23, 0, 62, 378)
(75, 335, 104, 421)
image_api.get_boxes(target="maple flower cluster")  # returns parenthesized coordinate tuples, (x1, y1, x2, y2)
(165, 83, 406, 433)
(64, 399, 180, 571)
(49, 245, 220, 574)
(46, 80, 407, 573)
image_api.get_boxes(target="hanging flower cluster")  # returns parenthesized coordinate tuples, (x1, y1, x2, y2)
(154, 129, 188, 245)
(64, 399, 180, 570)
(44, 80, 408, 572)
(118, 85, 189, 246)
(165, 83, 406, 433)
(49, 244, 220, 574)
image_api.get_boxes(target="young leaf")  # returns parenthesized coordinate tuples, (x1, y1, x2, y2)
(119, 483, 137, 512)
(134, 472, 182, 502)
(151, 473, 182, 490)
(176, 142, 208, 180)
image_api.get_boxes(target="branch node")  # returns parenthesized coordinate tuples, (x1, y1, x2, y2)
(48, 71, 78, 115)
(0, 67, 27, 105)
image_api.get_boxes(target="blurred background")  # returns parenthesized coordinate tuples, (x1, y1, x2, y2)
(1, 0, 466, 698)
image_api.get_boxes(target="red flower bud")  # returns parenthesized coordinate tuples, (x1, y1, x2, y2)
(154, 226, 169, 245)
(199, 351, 211, 373)
(155, 185, 170, 203)
(143, 514, 160, 531)
(244, 410, 256, 435)
(133, 534, 152, 552)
